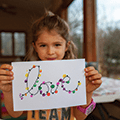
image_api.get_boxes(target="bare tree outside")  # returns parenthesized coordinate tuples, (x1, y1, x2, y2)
(97, 0, 120, 79)
(68, 0, 83, 58)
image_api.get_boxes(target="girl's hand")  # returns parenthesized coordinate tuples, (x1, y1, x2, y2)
(0, 64, 14, 92)
(84, 66, 102, 93)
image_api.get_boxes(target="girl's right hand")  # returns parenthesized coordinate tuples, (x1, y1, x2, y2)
(0, 64, 14, 92)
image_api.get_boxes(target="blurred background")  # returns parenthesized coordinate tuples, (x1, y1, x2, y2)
(0, 0, 120, 119)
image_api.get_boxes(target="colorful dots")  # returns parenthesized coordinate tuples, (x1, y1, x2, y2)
(51, 84, 55, 88)
(69, 91, 71, 94)
(20, 70, 80, 99)
(39, 74, 41, 77)
(30, 95, 33, 97)
(33, 65, 36, 68)
(24, 79, 27, 83)
(56, 82, 60, 86)
(47, 92, 50, 96)
(42, 93, 45, 97)
(33, 84, 37, 87)
(21, 97, 23, 100)
(55, 90, 58, 94)
(36, 80, 39, 83)
(25, 87, 29, 90)
(73, 91, 75, 93)
(42, 81, 45, 84)
(66, 81, 70, 84)
(25, 73, 28, 77)
(63, 88, 66, 90)
(39, 86, 42, 90)
(78, 81, 81, 86)
(63, 74, 67, 78)
(40, 90, 42, 94)
(19, 93, 21, 97)
(59, 79, 63, 82)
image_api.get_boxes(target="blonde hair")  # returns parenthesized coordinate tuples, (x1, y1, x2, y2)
(25, 11, 78, 61)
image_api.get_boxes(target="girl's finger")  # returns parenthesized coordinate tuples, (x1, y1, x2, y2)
(0, 76, 14, 81)
(0, 64, 13, 71)
(0, 69, 13, 76)
(92, 79, 102, 85)
(84, 66, 95, 72)
(0, 80, 12, 84)
(89, 74, 102, 81)
(85, 70, 98, 76)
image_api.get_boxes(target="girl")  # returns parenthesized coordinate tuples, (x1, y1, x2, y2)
(0, 11, 102, 120)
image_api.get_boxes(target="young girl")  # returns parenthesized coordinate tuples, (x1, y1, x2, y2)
(0, 11, 102, 120)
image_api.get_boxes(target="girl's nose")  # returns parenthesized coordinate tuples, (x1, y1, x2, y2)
(47, 47, 55, 55)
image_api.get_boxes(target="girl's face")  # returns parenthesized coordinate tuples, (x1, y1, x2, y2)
(33, 30, 70, 61)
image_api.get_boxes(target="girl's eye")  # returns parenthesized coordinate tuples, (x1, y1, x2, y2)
(40, 45, 46, 47)
(55, 44, 61, 47)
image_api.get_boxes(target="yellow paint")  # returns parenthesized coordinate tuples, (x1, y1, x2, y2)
(78, 82, 81, 86)
(39, 74, 41, 77)
(26, 87, 29, 90)
(63, 74, 66, 78)
(33, 65, 36, 68)
(25, 73, 28, 77)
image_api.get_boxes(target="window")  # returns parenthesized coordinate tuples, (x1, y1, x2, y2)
(0, 32, 26, 57)
(68, 0, 83, 58)
(97, 0, 120, 79)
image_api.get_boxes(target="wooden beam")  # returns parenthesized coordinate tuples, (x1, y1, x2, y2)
(61, 0, 73, 8)
(50, 0, 63, 13)
(56, 0, 73, 17)
(60, 8, 68, 21)
(83, 0, 97, 62)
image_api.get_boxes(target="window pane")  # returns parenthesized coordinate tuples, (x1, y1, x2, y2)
(1, 32, 12, 56)
(68, 0, 83, 58)
(14, 32, 25, 56)
(97, 0, 120, 79)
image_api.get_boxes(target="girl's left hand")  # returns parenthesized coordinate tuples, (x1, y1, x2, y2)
(84, 66, 102, 93)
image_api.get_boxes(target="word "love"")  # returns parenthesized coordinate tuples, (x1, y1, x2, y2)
(19, 65, 81, 100)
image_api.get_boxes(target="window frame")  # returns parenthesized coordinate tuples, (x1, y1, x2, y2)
(0, 30, 27, 58)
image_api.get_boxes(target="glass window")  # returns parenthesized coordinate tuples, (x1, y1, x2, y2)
(1, 32, 12, 56)
(97, 0, 120, 79)
(0, 32, 26, 57)
(14, 32, 25, 56)
(68, 0, 83, 58)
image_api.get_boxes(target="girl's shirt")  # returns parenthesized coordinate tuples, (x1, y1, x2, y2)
(27, 107, 75, 120)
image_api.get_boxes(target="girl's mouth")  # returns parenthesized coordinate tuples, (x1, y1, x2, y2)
(47, 58, 56, 60)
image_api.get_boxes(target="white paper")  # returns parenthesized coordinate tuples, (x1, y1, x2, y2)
(12, 59, 86, 111)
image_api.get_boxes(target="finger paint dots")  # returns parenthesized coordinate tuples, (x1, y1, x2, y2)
(19, 65, 81, 100)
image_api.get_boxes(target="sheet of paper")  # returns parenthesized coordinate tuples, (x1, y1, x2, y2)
(12, 59, 86, 111)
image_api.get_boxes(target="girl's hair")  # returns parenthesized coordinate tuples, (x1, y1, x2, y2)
(25, 11, 78, 61)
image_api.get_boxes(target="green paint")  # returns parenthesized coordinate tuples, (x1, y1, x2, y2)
(51, 84, 55, 88)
